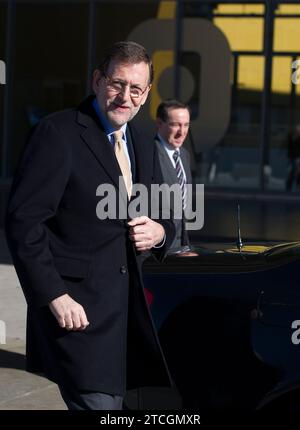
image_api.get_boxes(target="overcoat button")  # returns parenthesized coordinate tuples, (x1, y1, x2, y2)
(120, 266, 127, 274)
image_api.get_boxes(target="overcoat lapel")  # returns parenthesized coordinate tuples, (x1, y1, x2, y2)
(76, 97, 154, 203)
(155, 136, 179, 185)
(76, 97, 128, 202)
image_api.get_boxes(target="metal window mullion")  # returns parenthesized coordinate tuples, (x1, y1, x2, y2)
(174, 0, 183, 100)
(259, 1, 275, 190)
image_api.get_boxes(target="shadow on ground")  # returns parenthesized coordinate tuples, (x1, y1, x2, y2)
(0, 348, 25, 371)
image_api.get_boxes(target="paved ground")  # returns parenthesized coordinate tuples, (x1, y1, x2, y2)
(0, 230, 66, 410)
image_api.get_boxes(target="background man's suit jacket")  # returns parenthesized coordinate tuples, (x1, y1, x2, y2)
(5, 96, 175, 396)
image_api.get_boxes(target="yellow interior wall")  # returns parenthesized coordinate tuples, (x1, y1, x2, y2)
(238, 56, 265, 91)
(157, 0, 176, 19)
(154, 2, 299, 96)
(276, 5, 300, 15)
(272, 57, 292, 94)
(214, 17, 263, 51)
(215, 4, 300, 94)
(274, 18, 300, 53)
(215, 4, 265, 14)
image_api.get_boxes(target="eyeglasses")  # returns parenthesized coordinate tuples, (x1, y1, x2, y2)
(102, 72, 149, 99)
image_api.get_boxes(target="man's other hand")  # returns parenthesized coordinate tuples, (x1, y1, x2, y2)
(128, 216, 165, 251)
(49, 294, 90, 331)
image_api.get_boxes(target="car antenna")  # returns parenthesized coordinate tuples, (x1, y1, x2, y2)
(237, 203, 243, 253)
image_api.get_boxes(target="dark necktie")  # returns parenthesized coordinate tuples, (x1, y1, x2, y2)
(173, 150, 187, 209)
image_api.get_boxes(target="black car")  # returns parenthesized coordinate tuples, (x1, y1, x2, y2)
(135, 241, 300, 410)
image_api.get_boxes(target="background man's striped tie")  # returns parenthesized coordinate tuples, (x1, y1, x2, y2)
(173, 150, 187, 209)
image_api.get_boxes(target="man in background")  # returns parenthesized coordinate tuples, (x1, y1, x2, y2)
(155, 99, 195, 254)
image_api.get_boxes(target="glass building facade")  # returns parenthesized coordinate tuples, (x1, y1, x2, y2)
(1, 0, 300, 239)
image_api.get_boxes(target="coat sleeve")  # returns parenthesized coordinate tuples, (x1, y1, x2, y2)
(5, 119, 71, 307)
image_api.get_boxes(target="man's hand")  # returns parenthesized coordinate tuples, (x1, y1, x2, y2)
(49, 294, 89, 331)
(128, 216, 165, 251)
